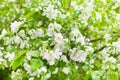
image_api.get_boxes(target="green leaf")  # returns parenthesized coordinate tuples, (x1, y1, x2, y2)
(66, 42, 71, 51)
(85, 70, 93, 80)
(28, 50, 40, 58)
(30, 59, 44, 72)
(24, 12, 34, 19)
(11, 50, 27, 70)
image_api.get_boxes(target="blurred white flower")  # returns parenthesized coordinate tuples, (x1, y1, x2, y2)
(40, 66, 47, 73)
(10, 21, 22, 33)
(70, 48, 87, 62)
(14, 35, 22, 45)
(54, 33, 63, 44)
(28, 77, 34, 80)
(76, 36, 85, 45)
(40, 49, 62, 65)
(28, 28, 44, 39)
(5, 52, 15, 62)
(18, 30, 26, 38)
(26, 53, 32, 61)
(71, 28, 81, 37)
(104, 34, 112, 41)
(47, 22, 62, 36)
(112, 38, 120, 53)
(23, 63, 31, 74)
(52, 67, 58, 74)
(62, 67, 70, 74)
(45, 73, 51, 79)
(54, 49, 62, 59)
(105, 57, 116, 63)
(61, 55, 69, 63)
(53, 22, 62, 31)
(92, 71, 101, 80)
(117, 64, 120, 71)
(11, 69, 23, 80)
(42, 4, 59, 20)
(85, 46, 94, 53)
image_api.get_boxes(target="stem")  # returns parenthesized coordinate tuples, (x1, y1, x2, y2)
(94, 45, 106, 53)
(90, 37, 102, 42)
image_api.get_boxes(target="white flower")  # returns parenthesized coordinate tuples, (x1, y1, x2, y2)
(54, 49, 62, 59)
(26, 53, 32, 61)
(47, 23, 55, 36)
(1, 29, 7, 36)
(40, 49, 62, 65)
(40, 49, 55, 65)
(5, 52, 15, 62)
(20, 40, 29, 49)
(60, 14, 67, 19)
(70, 28, 86, 45)
(11, 69, 23, 80)
(35, 28, 44, 37)
(28, 77, 34, 80)
(61, 55, 69, 63)
(90, 59, 94, 64)
(47, 22, 62, 36)
(3, 37, 12, 45)
(92, 71, 101, 80)
(96, 12, 102, 21)
(0, 29, 7, 39)
(71, 2, 78, 10)
(40, 67, 47, 73)
(105, 57, 116, 63)
(18, 30, 26, 38)
(8, 0, 15, 2)
(85, 46, 94, 53)
(28, 28, 44, 39)
(117, 64, 120, 71)
(49, 60, 55, 65)
(54, 33, 63, 44)
(104, 34, 111, 41)
(52, 67, 58, 74)
(40, 49, 49, 59)
(48, 50, 56, 65)
(23, 63, 31, 74)
(42, 4, 59, 20)
(14, 35, 22, 44)
(112, 38, 120, 53)
(101, 49, 110, 58)
(75, 66, 78, 69)
(10, 21, 22, 33)
(30, 69, 41, 77)
(70, 48, 87, 62)
(62, 67, 70, 74)
(45, 73, 51, 79)
(116, 14, 120, 21)
(76, 36, 85, 45)
(53, 22, 62, 31)
(71, 28, 81, 37)
(101, 0, 106, 4)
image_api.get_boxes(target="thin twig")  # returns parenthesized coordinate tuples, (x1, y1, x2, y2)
(94, 45, 106, 53)
(90, 37, 102, 42)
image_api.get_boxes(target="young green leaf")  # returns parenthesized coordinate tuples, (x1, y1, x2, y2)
(11, 50, 27, 70)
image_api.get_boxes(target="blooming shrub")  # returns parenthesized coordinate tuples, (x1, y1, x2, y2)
(0, 0, 120, 80)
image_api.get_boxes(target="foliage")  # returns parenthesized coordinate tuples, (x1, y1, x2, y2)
(0, 0, 120, 80)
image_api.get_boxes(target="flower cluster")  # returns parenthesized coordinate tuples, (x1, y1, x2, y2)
(0, 0, 120, 80)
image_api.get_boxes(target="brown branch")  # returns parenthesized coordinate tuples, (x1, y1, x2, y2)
(90, 37, 102, 42)
(78, 66, 85, 77)
(94, 45, 106, 53)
